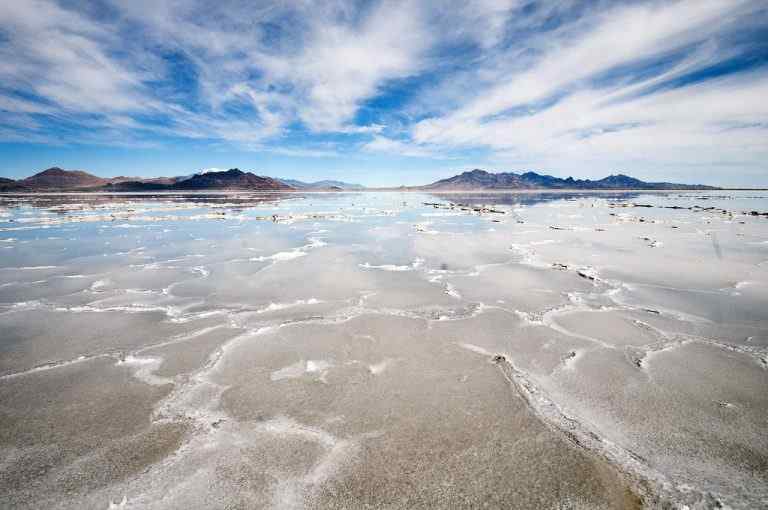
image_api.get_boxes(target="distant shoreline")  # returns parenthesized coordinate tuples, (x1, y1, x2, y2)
(1, 188, 766, 195)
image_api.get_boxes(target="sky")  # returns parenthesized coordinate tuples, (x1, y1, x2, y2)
(0, 0, 766, 187)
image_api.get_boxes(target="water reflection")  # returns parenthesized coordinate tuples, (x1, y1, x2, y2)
(427, 191, 644, 206)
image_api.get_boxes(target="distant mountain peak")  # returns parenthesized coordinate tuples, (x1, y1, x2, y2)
(172, 168, 291, 190)
(19, 167, 109, 190)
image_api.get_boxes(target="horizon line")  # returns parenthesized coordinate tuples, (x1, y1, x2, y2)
(4, 166, 732, 189)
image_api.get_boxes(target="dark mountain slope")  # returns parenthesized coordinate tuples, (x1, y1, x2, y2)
(19, 168, 109, 190)
(171, 169, 292, 190)
(8, 168, 294, 192)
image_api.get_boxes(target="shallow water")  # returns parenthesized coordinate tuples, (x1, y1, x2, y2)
(0, 190, 766, 509)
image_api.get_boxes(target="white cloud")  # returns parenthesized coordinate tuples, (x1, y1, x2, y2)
(0, 0, 438, 144)
(0, 1, 151, 113)
(106, 0, 434, 133)
(287, 1, 430, 131)
(362, 135, 457, 159)
(409, 0, 768, 182)
(0, 0, 765, 184)
(415, 0, 757, 132)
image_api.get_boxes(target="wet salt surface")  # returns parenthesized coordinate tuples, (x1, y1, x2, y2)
(1, 190, 767, 509)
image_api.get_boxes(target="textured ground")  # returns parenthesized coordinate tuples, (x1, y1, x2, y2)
(1, 191, 766, 509)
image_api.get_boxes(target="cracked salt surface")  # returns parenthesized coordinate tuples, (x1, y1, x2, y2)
(1, 190, 767, 509)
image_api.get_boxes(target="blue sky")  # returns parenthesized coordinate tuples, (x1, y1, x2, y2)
(0, 0, 766, 186)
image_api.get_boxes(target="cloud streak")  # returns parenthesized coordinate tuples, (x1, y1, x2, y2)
(0, 0, 765, 183)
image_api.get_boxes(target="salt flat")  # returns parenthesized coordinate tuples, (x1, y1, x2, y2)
(1, 191, 766, 509)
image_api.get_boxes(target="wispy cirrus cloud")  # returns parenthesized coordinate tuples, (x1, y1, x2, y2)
(0, 0, 437, 146)
(362, 135, 462, 159)
(0, 0, 766, 184)
(398, 0, 768, 183)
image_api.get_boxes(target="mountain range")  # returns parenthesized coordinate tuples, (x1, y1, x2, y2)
(0, 167, 718, 192)
(421, 169, 717, 190)
(0, 168, 357, 192)
(277, 178, 365, 190)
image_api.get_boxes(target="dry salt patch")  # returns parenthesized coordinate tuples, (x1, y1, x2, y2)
(2, 265, 59, 270)
(90, 279, 110, 291)
(368, 358, 394, 375)
(255, 298, 323, 313)
(249, 237, 327, 263)
(250, 249, 306, 262)
(115, 355, 172, 386)
(359, 258, 424, 272)
(444, 282, 461, 299)
(270, 359, 333, 382)
(413, 222, 440, 234)
(191, 266, 210, 278)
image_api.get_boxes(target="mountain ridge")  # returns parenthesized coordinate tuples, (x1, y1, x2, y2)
(422, 169, 718, 190)
(170, 169, 291, 190)
(277, 178, 365, 190)
(4, 168, 293, 192)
